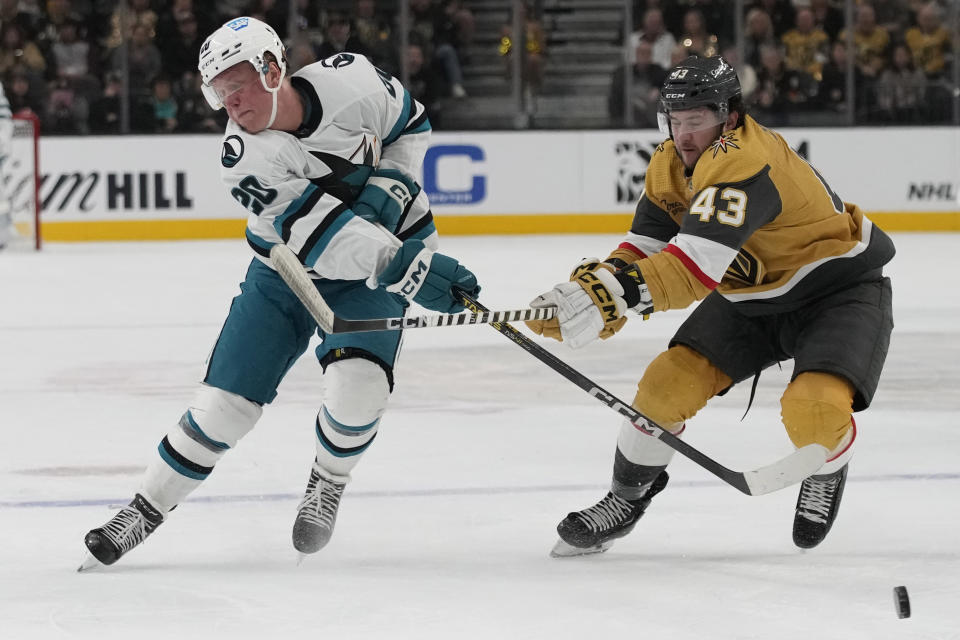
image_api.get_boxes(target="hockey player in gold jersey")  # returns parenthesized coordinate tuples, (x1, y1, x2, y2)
(526, 55, 894, 556)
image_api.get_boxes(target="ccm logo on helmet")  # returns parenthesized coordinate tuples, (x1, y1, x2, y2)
(664, 93, 686, 99)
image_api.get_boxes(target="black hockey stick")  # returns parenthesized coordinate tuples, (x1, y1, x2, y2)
(270, 244, 555, 333)
(458, 291, 827, 496)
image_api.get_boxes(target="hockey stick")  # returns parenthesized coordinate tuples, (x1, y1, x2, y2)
(269, 244, 555, 333)
(458, 291, 828, 496)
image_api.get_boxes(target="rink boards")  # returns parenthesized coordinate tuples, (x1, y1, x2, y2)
(24, 127, 960, 242)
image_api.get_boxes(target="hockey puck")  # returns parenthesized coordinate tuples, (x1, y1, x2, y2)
(893, 586, 911, 619)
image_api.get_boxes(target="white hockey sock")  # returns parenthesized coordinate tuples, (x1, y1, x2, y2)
(617, 418, 684, 467)
(612, 418, 684, 500)
(313, 359, 389, 479)
(140, 386, 261, 513)
(313, 405, 381, 479)
(816, 418, 857, 476)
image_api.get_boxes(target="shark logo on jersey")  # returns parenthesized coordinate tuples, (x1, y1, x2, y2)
(320, 53, 355, 69)
(221, 135, 245, 168)
(349, 135, 379, 166)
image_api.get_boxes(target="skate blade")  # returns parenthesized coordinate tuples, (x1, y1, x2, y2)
(550, 538, 613, 558)
(77, 553, 104, 572)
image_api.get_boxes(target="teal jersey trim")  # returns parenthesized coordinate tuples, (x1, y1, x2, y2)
(404, 117, 431, 136)
(302, 208, 353, 267)
(273, 183, 320, 238)
(407, 220, 437, 242)
(383, 89, 413, 146)
(245, 228, 274, 257)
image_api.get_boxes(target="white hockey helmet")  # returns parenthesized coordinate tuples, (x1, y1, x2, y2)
(198, 16, 286, 111)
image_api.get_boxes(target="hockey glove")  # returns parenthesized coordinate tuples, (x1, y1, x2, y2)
(378, 239, 480, 313)
(352, 169, 420, 234)
(526, 258, 653, 349)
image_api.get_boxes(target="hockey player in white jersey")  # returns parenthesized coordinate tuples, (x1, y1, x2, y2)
(80, 16, 480, 569)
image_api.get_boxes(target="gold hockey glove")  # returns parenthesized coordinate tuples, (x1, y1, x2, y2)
(527, 258, 655, 347)
(527, 259, 625, 348)
(526, 257, 607, 341)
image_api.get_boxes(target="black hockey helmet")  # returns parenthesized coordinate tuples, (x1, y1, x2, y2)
(658, 55, 742, 136)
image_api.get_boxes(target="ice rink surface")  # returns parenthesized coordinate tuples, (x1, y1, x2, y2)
(1, 233, 957, 639)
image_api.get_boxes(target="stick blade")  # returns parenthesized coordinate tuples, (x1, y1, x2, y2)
(742, 444, 829, 495)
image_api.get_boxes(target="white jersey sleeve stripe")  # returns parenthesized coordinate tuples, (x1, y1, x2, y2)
(670, 232, 739, 284)
(246, 228, 275, 258)
(300, 204, 353, 265)
(403, 109, 430, 136)
(622, 232, 669, 258)
(273, 183, 323, 241)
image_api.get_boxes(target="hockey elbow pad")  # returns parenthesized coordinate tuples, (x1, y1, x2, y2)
(352, 169, 421, 233)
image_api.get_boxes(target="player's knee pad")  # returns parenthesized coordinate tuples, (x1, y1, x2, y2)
(314, 358, 389, 477)
(633, 345, 732, 427)
(156, 385, 262, 485)
(781, 371, 855, 454)
(185, 384, 263, 446)
(322, 357, 390, 428)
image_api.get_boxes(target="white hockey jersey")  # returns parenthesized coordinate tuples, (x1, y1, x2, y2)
(219, 53, 436, 281)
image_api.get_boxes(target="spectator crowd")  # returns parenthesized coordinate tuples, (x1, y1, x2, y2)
(0, 0, 955, 134)
(0, 0, 475, 134)
(612, 0, 955, 127)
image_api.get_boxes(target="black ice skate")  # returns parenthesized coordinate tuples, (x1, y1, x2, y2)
(78, 493, 165, 571)
(551, 471, 669, 557)
(292, 461, 347, 556)
(793, 463, 848, 549)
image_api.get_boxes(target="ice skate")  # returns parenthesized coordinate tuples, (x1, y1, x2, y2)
(793, 463, 848, 549)
(78, 493, 165, 571)
(551, 471, 669, 557)
(292, 460, 347, 557)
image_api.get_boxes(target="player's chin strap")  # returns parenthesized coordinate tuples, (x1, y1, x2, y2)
(262, 64, 286, 130)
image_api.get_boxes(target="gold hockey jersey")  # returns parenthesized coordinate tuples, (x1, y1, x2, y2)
(614, 115, 895, 316)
